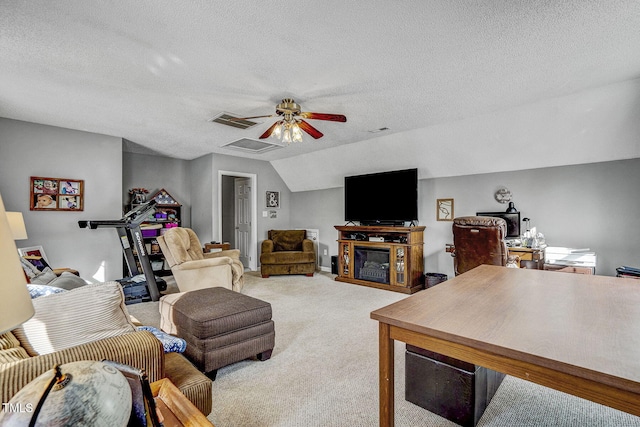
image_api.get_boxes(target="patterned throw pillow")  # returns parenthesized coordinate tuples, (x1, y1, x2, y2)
(137, 325, 186, 353)
(27, 284, 67, 299)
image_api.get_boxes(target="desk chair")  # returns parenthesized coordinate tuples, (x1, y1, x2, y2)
(451, 216, 512, 276)
(407, 215, 512, 425)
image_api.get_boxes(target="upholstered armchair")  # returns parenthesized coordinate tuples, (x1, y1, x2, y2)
(0, 281, 212, 415)
(451, 216, 517, 276)
(0, 331, 213, 415)
(157, 227, 244, 292)
(260, 229, 316, 278)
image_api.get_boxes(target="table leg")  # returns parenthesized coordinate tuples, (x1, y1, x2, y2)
(379, 322, 394, 427)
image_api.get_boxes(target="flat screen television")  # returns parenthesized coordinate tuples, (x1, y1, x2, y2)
(345, 168, 418, 225)
(476, 211, 521, 238)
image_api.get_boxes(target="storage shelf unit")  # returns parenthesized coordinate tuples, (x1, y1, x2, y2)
(335, 225, 425, 294)
(129, 189, 181, 276)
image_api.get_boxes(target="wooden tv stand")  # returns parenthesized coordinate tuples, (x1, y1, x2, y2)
(335, 225, 425, 294)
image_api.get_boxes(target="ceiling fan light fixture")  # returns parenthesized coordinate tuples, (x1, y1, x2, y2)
(282, 127, 292, 143)
(242, 98, 346, 143)
(269, 119, 303, 144)
(291, 122, 303, 142)
(273, 121, 283, 139)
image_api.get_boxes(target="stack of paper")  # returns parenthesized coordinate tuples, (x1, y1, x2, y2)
(616, 266, 640, 279)
(544, 247, 596, 267)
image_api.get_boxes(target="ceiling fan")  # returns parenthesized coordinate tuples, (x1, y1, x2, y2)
(232, 98, 347, 143)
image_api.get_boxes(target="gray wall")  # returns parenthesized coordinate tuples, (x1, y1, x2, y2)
(210, 154, 291, 266)
(122, 152, 191, 227)
(125, 152, 291, 268)
(189, 154, 215, 241)
(6, 117, 637, 279)
(290, 187, 343, 268)
(291, 158, 640, 277)
(0, 118, 123, 282)
(0, 120, 290, 279)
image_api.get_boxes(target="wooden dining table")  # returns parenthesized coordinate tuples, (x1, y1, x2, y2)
(371, 265, 640, 426)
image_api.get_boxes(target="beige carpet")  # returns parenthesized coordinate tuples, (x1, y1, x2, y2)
(127, 272, 640, 427)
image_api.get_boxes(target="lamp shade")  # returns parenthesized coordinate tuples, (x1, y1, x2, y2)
(6, 211, 28, 240)
(0, 193, 34, 334)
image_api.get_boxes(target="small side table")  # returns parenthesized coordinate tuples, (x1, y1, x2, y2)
(151, 378, 214, 426)
(508, 247, 545, 269)
(543, 264, 595, 275)
(204, 242, 231, 253)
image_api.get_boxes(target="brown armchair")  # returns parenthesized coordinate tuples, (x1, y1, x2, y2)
(1, 331, 212, 416)
(451, 216, 515, 276)
(260, 230, 316, 278)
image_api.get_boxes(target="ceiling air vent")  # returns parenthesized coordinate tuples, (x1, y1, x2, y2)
(209, 112, 259, 130)
(221, 138, 285, 154)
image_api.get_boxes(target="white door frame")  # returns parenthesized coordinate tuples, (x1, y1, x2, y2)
(217, 170, 258, 271)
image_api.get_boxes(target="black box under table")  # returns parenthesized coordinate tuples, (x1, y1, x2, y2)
(405, 345, 505, 427)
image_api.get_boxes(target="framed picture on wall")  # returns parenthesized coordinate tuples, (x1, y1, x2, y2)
(30, 176, 84, 211)
(436, 198, 454, 221)
(266, 191, 280, 208)
(18, 245, 50, 270)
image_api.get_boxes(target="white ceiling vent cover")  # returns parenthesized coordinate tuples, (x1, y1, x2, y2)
(209, 112, 259, 129)
(221, 138, 285, 154)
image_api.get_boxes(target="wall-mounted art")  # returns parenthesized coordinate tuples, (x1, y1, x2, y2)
(494, 187, 512, 204)
(18, 245, 50, 269)
(266, 191, 280, 208)
(30, 176, 84, 211)
(436, 198, 454, 221)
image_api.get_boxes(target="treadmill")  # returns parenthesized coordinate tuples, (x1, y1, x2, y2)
(78, 199, 165, 304)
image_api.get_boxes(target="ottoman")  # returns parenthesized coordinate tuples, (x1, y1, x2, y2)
(169, 287, 275, 379)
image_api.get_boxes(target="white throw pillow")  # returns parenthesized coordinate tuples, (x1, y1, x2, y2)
(13, 281, 136, 356)
(28, 267, 58, 285)
(47, 272, 88, 290)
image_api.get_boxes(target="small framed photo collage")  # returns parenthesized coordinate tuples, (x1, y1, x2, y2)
(30, 176, 84, 211)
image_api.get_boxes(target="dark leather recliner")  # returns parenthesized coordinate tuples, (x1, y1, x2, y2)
(451, 216, 510, 276)
(407, 216, 512, 425)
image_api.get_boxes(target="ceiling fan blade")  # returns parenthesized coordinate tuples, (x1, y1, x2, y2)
(228, 114, 275, 121)
(300, 112, 347, 122)
(259, 121, 280, 139)
(298, 120, 324, 139)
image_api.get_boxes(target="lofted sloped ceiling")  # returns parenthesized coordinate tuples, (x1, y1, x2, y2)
(2, 1, 640, 192)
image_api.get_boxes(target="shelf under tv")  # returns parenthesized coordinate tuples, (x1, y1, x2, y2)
(335, 225, 425, 294)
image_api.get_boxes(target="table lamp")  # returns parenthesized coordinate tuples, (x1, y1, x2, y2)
(6, 211, 28, 240)
(0, 194, 34, 334)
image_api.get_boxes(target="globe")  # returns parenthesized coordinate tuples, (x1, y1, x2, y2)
(0, 360, 132, 426)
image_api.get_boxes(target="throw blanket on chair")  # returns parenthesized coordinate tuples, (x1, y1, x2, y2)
(137, 326, 186, 354)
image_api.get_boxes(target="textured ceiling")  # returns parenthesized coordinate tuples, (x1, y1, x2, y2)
(2, 1, 640, 190)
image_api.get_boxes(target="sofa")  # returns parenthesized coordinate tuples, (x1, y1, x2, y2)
(260, 229, 316, 278)
(0, 281, 212, 416)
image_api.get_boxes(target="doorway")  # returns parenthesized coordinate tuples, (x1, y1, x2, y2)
(218, 171, 258, 271)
